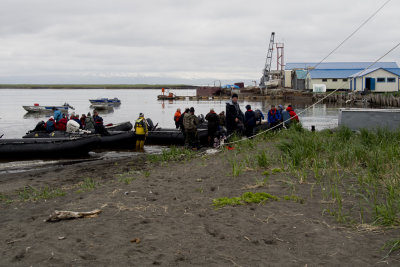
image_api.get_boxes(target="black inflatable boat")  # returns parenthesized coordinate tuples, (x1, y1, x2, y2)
(0, 136, 100, 159)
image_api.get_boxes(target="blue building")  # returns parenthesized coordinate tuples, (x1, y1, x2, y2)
(285, 62, 399, 91)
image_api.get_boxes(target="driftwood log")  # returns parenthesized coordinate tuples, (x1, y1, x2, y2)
(45, 209, 101, 222)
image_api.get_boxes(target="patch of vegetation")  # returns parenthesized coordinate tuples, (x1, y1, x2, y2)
(382, 239, 400, 256)
(213, 192, 279, 208)
(276, 126, 400, 226)
(283, 195, 305, 204)
(76, 178, 97, 192)
(271, 168, 283, 174)
(18, 186, 65, 201)
(143, 170, 151, 177)
(256, 151, 270, 168)
(147, 146, 196, 163)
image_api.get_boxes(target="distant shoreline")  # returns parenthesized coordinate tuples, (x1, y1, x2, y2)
(0, 84, 199, 89)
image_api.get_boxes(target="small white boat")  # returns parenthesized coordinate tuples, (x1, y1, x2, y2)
(23, 103, 74, 113)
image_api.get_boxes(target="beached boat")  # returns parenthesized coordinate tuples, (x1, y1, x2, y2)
(105, 121, 133, 131)
(22, 103, 74, 113)
(23, 131, 136, 149)
(0, 136, 100, 159)
(89, 98, 121, 105)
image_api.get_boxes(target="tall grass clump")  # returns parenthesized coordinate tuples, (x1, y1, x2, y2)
(276, 126, 400, 226)
(147, 146, 195, 163)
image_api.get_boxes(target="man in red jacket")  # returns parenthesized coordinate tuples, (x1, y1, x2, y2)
(286, 105, 299, 122)
(56, 114, 68, 131)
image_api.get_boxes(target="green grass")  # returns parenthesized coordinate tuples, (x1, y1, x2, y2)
(222, 124, 400, 226)
(275, 126, 400, 225)
(213, 192, 279, 208)
(18, 186, 65, 201)
(76, 178, 97, 192)
(382, 239, 400, 256)
(283, 195, 305, 204)
(147, 146, 196, 163)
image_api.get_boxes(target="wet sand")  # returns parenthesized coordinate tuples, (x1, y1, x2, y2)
(1, 151, 400, 266)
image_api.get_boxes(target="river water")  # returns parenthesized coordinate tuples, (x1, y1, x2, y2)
(0, 88, 340, 138)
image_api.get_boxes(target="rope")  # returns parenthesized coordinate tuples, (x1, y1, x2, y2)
(312, 0, 392, 70)
(192, 0, 394, 153)
(222, 41, 400, 147)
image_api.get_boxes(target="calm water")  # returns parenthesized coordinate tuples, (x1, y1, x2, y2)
(0, 88, 340, 138)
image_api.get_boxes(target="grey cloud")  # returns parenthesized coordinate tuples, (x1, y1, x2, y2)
(0, 0, 399, 84)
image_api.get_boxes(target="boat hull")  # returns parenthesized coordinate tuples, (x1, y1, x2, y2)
(23, 106, 70, 113)
(0, 136, 100, 159)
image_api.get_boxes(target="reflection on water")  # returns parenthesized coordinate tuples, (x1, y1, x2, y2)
(0, 88, 343, 138)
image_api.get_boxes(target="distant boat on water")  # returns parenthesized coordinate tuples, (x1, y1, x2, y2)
(22, 103, 74, 113)
(89, 97, 121, 105)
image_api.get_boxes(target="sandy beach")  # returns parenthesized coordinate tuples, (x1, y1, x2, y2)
(1, 136, 400, 266)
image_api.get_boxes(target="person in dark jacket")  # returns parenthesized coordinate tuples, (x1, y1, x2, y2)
(94, 116, 110, 136)
(205, 108, 219, 146)
(244, 105, 256, 137)
(219, 111, 226, 127)
(183, 107, 199, 149)
(178, 108, 190, 131)
(225, 94, 244, 135)
(267, 105, 282, 130)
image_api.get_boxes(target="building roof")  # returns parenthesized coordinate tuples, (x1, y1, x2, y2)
(350, 67, 400, 78)
(309, 69, 360, 79)
(286, 62, 399, 70)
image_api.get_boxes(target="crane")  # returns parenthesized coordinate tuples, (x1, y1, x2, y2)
(259, 32, 275, 90)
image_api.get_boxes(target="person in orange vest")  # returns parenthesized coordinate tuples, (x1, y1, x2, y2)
(174, 108, 181, 129)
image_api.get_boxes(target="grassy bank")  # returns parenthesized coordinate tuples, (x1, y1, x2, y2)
(225, 124, 400, 226)
(0, 84, 198, 89)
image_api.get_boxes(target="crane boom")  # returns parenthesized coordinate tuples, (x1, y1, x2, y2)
(259, 32, 275, 89)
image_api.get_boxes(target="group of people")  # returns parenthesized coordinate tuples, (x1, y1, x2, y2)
(172, 93, 300, 149)
(44, 108, 107, 135)
(173, 107, 226, 149)
(225, 93, 299, 137)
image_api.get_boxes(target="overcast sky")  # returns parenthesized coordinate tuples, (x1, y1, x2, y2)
(0, 0, 399, 84)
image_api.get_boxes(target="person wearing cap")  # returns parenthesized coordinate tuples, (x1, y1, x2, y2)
(134, 113, 148, 151)
(183, 107, 199, 149)
(225, 93, 244, 135)
(45, 116, 56, 133)
(244, 105, 256, 137)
